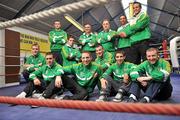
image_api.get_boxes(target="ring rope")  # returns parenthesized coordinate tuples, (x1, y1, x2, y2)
(0, 96, 180, 116)
(0, 0, 109, 29)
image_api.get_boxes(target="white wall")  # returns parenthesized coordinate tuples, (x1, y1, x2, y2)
(7, 26, 48, 39)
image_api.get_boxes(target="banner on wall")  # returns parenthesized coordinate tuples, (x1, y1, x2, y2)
(20, 33, 50, 53)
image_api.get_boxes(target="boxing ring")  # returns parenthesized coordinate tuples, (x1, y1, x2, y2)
(0, 0, 180, 119)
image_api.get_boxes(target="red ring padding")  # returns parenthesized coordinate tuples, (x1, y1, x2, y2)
(0, 96, 180, 116)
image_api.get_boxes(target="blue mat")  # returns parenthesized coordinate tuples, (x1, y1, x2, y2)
(0, 74, 180, 120)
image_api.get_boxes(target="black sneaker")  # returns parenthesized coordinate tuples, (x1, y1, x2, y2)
(127, 97, 137, 103)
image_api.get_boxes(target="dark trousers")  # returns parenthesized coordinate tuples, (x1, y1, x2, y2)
(52, 50, 63, 65)
(22, 70, 30, 82)
(129, 80, 172, 101)
(100, 75, 131, 96)
(62, 75, 88, 100)
(23, 79, 63, 98)
(118, 47, 133, 63)
(130, 40, 149, 65)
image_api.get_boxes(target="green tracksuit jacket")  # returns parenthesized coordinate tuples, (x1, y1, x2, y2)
(134, 58, 171, 82)
(95, 51, 114, 70)
(125, 12, 151, 45)
(63, 62, 102, 88)
(49, 29, 67, 51)
(25, 52, 46, 72)
(102, 62, 138, 81)
(117, 23, 132, 48)
(97, 29, 116, 52)
(29, 62, 64, 81)
(79, 33, 97, 52)
(61, 44, 81, 67)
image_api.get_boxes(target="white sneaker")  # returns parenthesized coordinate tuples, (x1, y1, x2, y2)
(32, 93, 42, 99)
(96, 95, 107, 102)
(38, 95, 45, 100)
(113, 93, 123, 102)
(54, 94, 66, 100)
(16, 92, 26, 98)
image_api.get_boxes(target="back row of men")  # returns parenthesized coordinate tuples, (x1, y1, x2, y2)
(49, 2, 150, 66)
(16, 2, 172, 103)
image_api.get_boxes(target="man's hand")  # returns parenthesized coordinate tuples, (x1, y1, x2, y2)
(55, 76, 63, 88)
(123, 74, 129, 84)
(100, 78, 107, 89)
(34, 68, 38, 71)
(141, 81, 148, 87)
(33, 78, 41, 86)
(137, 76, 152, 82)
(119, 32, 127, 38)
(93, 72, 98, 78)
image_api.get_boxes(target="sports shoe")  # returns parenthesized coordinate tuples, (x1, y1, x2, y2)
(32, 93, 42, 99)
(113, 93, 123, 102)
(139, 97, 150, 103)
(54, 94, 66, 100)
(96, 95, 107, 102)
(126, 97, 137, 103)
(16, 92, 26, 98)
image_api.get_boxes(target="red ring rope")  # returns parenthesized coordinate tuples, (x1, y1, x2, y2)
(0, 96, 180, 116)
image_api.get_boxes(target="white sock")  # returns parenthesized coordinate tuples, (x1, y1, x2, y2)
(144, 96, 150, 103)
(129, 94, 137, 101)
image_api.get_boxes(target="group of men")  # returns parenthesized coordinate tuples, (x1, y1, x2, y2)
(16, 2, 172, 103)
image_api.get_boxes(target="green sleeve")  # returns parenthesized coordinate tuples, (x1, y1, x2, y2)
(55, 66, 64, 76)
(102, 66, 113, 78)
(63, 65, 73, 74)
(123, 25, 134, 37)
(48, 32, 53, 43)
(58, 31, 67, 44)
(151, 60, 171, 82)
(101, 53, 113, 69)
(29, 66, 43, 80)
(129, 64, 139, 81)
(130, 13, 150, 32)
(61, 46, 69, 59)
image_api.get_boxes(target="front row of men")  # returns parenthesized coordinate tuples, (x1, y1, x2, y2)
(17, 45, 172, 103)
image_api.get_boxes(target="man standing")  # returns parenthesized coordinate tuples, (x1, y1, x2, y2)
(119, 2, 151, 64)
(116, 15, 133, 62)
(127, 48, 173, 103)
(97, 19, 116, 55)
(49, 20, 67, 65)
(79, 23, 97, 60)
(17, 52, 64, 99)
(22, 43, 46, 82)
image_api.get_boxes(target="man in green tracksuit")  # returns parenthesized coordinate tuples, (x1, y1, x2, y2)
(61, 35, 81, 67)
(97, 19, 116, 55)
(127, 48, 173, 103)
(61, 51, 103, 100)
(96, 50, 138, 102)
(119, 2, 151, 64)
(49, 20, 67, 65)
(116, 15, 134, 63)
(79, 23, 97, 60)
(95, 44, 114, 71)
(22, 43, 46, 82)
(16, 52, 64, 99)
